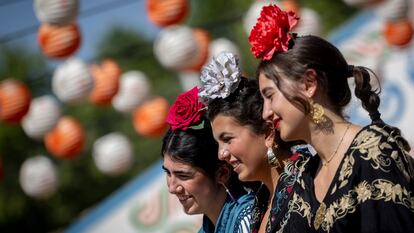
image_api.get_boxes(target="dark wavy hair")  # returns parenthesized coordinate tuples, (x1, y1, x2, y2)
(161, 118, 258, 192)
(256, 35, 410, 151)
(207, 78, 268, 135)
(207, 78, 296, 153)
(161, 120, 222, 179)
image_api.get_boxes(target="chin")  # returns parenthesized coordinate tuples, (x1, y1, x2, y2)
(238, 171, 254, 182)
(184, 206, 200, 215)
(280, 131, 296, 142)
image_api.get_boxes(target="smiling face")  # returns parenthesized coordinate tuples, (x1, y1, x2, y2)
(162, 154, 222, 216)
(211, 114, 269, 182)
(259, 73, 308, 142)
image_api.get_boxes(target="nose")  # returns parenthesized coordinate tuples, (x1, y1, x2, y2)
(218, 148, 231, 161)
(166, 176, 183, 194)
(262, 100, 273, 121)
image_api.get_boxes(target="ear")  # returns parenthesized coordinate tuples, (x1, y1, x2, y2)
(302, 68, 318, 98)
(215, 164, 231, 185)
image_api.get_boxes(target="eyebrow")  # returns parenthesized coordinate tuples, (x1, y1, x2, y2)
(261, 87, 273, 96)
(218, 132, 231, 141)
(162, 165, 194, 175)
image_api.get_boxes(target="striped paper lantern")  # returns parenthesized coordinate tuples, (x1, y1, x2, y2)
(293, 8, 322, 36)
(19, 155, 58, 199)
(184, 28, 210, 72)
(154, 25, 198, 70)
(44, 116, 85, 159)
(112, 71, 151, 113)
(22, 95, 61, 140)
(343, 0, 384, 7)
(38, 23, 81, 58)
(133, 97, 169, 138)
(146, 0, 189, 27)
(243, 0, 273, 35)
(177, 72, 202, 91)
(89, 59, 121, 105)
(93, 133, 133, 176)
(379, 0, 409, 20)
(52, 58, 93, 103)
(0, 79, 31, 123)
(209, 38, 240, 61)
(34, 0, 78, 25)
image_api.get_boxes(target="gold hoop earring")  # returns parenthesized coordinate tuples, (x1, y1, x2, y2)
(310, 100, 326, 124)
(267, 144, 281, 168)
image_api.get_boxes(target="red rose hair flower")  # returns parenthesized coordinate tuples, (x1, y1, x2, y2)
(248, 4, 299, 60)
(166, 87, 206, 131)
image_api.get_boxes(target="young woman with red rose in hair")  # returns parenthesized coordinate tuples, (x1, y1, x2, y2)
(198, 52, 312, 233)
(250, 4, 414, 233)
(161, 87, 256, 233)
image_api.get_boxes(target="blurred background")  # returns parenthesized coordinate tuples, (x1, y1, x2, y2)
(0, 0, 413, 232)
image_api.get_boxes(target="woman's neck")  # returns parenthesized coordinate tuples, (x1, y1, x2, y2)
(205, 187, 228, 225)
(262, 164, 282, 198)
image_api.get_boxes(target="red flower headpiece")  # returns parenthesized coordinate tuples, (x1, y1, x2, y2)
(166, 87, 206, 131)
(248, 4, 299, 60)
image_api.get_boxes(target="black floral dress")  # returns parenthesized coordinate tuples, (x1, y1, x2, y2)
(275, 124, 414, 233)
(251, 146, 312, 233)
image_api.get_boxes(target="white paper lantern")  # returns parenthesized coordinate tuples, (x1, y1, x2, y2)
(34, 0, 78, 25)
(243, 0, 273, 35)
(293, 8, 322, 36)
(208, 38, 240, 61)
(22, 95, 61, 140)
(112, 71, 151, 113)
(343, 0, 383, 7)
(93, 133, 133, 176)
(378, 0, 410, 21)
(178, 72, 202, 91)
(154, 25, 198, 70)
(19, 155, 58, 199)
(52, 58, 94, 103)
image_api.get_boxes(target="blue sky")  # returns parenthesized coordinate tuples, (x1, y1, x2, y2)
(0, 0, 160, 63)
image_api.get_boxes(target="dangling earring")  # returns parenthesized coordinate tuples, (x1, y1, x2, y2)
(267, 144, 281, 168)
(310, 100, 326, 124)
(221, 182, 236, 202)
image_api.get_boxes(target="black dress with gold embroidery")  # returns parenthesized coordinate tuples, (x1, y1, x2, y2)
(276, 124, 414, 233)
(250, 146, 312, 233)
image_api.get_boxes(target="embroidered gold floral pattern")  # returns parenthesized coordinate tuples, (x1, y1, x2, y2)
(332, 154, 355, 194)
(321, 179, 413, 232)
(275, 125, 414, 233)
(275, 193, 313, 233)
(353, 130, 392, 172)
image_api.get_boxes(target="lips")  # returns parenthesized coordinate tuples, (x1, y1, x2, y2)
(274, 118, 281, 130)
(177, 195, 191, 201)
(229, 159, 242, 173)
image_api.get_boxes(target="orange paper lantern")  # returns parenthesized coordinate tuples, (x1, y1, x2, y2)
(38, 23, 81, 58)
(89, 59, 121, 105)
(133, 97, 169, 138)
(147, 0, 189, 27)
(280, 0, 300, 15)
(45, 116, 85, 159)
(185, 29, 210, 72)
(383, 20, 413, 46)
(0, 79, 31, 123)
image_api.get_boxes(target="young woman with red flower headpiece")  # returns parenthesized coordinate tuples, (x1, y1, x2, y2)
(161, 87, 256, 233)
(199, 52, 312, 233)
(251, 4, 414, 233)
